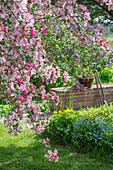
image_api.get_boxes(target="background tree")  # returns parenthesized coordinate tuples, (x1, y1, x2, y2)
(51, 0, 113, 26)
(76, 0, 113, 26)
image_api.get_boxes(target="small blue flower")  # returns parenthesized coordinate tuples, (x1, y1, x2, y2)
(100, 131, 103, 137)
(67, 138, 69, 141)
(104, 126, 106, 129)
(95, 133, 99, 138)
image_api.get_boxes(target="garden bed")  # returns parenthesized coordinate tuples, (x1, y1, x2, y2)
(45, 104, 113, 164)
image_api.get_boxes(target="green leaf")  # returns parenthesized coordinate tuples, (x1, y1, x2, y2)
(28, 38, 30, 44)
(10, 93, 17, 97)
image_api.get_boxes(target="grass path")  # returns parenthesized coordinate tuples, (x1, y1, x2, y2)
(0, 122, 113, 170)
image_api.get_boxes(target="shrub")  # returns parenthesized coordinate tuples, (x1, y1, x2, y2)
(45, 104, 113, 162)
(72, 106, 113, 163)
(45, 109, 76, 144)
(99, 66, 113, 83)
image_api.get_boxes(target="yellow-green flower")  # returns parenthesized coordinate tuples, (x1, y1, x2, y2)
(58, 111, 62, 114)
(53, 111, 58, 114)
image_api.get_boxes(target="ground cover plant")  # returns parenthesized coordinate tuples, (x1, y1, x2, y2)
(45, 104, 113, 163)
(0, 0, 113, 162)
(0, 121, 113, 170)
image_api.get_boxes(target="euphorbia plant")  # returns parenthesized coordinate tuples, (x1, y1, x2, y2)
(0, 0, 113, 162)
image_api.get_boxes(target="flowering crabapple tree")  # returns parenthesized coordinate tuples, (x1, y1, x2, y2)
(0, 0, 113, 161)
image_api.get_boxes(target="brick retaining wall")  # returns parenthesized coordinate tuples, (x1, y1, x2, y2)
(50, 83, 113, 112)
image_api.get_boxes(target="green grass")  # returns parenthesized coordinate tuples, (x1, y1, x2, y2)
(0, 122, 113, 170)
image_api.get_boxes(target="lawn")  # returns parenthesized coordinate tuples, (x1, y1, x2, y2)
(0, 122, 113, 170)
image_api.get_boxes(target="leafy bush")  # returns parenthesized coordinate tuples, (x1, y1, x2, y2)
(72, 105, 113, 163)
(45, 109, 76, 144)
(45, 104, 113, 163)
(39, 101, 50, 113)
(0, 105, 12, 118)
(99, 66, 113, 83)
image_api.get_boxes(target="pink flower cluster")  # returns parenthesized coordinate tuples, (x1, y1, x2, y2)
(63, 71, 69, 84)
(42, 138, 58, 162)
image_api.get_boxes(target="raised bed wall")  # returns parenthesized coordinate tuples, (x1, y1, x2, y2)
(50, 83, 113, 112)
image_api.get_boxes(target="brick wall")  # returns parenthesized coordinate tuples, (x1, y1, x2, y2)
(50, 83, 113, 112)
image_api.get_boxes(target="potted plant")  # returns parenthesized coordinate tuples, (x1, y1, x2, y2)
(77, 66, 95, 89)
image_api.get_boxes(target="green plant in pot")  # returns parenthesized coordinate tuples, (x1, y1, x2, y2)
(77, 66, 95, 89)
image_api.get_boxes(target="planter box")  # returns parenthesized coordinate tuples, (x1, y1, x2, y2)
(50, 83, 113, 112)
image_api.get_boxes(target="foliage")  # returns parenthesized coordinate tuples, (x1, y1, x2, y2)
(45, 104, 113, 163)
(0, 102, 50, 118)
(99, 66, 113, 83)
(45, 109, 76, 144)
(0, 105, 11, 118)
(39, 101, 50, 113)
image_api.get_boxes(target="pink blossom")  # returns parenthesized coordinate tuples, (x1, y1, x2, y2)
(50, 91, 54, 95)
(45, 58, 49, 62)
(22, 87, 30, 95)
(44, 28, 49, 34)
(24, 66, 29, 70)
(0, 94, 4, 98)
(2, 26, 8, 33)
(17, 96, 21, 101)
(46, 137, 50, 142)
(53, 149, 58, 156)
(22, 32, 27, 36)
(42, 140, 46, 144)
(48, 150, 53, 155)
(39, 26, 43, 32)
(27, 93, 33, 102)
(54, 155, 58, 162)
(16, 78, 25, 84)
(51, 56, 54, 60)
(12, 42, 16, 46)
(41, 42, 44, 46)
(48, 157, 53, 161)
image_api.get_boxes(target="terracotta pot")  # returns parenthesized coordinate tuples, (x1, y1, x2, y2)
(78, 75, 94, 88)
